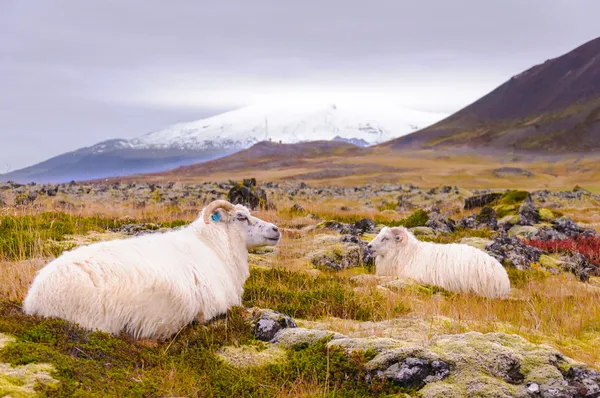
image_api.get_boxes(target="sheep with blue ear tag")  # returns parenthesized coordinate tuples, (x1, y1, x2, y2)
(23, 199, 281, 340)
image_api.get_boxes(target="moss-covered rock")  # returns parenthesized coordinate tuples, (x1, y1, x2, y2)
(458, 237, 494, 251)
(498, 190, 531, 206)
(0, 333, 59, 397)
(271, 328, 345, 349)
(538, 255, 563, 273)
(410, 226, 436, 237)
(507, 225, 539, 239)
(494, 204, 519, 219)
(251, 309, 297, 342)
(538, 208, 563, 222)
(270, 325, 598, 397)
(227, 179, 272, 210)
(216, 344, 287, 368)
(308, 234, 369, 271)
(498, 214, 520, 226)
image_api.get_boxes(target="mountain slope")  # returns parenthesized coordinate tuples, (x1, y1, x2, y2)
(1, 102, 446, 183)
(147, 140, 365, 177)
(384, 36, 600, 153)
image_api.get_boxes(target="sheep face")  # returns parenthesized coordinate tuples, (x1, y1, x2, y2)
(235, 207, 281, 249)
(367, 226, 408, 257)
(212, 205, 281, 249)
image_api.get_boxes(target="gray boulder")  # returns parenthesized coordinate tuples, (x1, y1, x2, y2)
(253, 309, 297, 342)
(379, 358, 451, 388)
(519, 201, 540, 226)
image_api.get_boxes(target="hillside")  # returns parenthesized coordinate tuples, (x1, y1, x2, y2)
(98, 139, 600, 191)
(101, 140, 399, 184)
(384, 36, 600, 153)
(152, 140, 363, 176)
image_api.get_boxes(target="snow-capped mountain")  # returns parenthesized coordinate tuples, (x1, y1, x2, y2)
(95, 102, 445, 152)
(1, 102, 447, 183)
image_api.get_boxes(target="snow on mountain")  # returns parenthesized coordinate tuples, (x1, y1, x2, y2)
(2, 101, 448, 184)
(105, 102, 447, 153)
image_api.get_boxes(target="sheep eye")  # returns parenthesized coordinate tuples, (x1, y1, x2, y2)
(236, 214, 248, 221)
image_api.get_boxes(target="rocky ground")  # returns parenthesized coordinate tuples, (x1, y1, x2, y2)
(250, 308, 600, 398)
(1, 180, 600, 396)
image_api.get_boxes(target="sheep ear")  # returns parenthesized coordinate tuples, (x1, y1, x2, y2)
(391, 227, 408, 244)
(209, 208, 230, 224)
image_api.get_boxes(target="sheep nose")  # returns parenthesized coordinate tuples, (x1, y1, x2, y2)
(367, 243, 372, 249)
(272, 225, 279, 233)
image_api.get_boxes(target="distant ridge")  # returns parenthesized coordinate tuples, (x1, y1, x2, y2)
(145, 140, 364, 178)
(384, 36, 600, 153)
(1, 102, 445, 183)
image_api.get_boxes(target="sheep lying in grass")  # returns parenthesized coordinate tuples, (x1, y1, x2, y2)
(368, 227, 510, 298)
(23, 200, 281, 340)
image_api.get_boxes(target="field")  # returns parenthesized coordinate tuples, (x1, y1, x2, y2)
(1, 180, 600, 397)
(114, 146, 600, 193)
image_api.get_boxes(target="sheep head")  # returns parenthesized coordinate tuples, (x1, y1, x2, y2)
(202, 199, 281, 249)
(367, 226, 409, 256)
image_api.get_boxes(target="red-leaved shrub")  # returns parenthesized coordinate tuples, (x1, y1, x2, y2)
(524, 236, 600, 265)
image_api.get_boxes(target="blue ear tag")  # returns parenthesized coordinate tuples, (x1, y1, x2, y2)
(211, 213, 221, 223)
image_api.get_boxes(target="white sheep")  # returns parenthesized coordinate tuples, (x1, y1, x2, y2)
(22, 200, 281, 340)
(368, 227, 510, 298)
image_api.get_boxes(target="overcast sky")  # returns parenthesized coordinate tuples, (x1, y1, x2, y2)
(1, 0, 599, 171)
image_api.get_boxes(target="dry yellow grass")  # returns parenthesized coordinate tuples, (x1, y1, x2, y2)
(115, 148, 600, 192)
(2, 190, 600, 372)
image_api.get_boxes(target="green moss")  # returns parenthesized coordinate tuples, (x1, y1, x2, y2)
(498, 214, 520, 225)
(538, 208, 563, 222)
(538, 255, 562, 272)
(0, 302, 407, 397)
(506, 268, 549, 288)
(494, 204, 518, 219)
(457, 237, 494, 251)
(281, 339, 409, 396)
(216, 344, 286, 368)
(0, 362, 58, 398)
(361, 233, 377, 242)
(498, 190, 530, 205)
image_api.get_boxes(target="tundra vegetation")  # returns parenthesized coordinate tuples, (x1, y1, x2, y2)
(1, 180, 600, 397)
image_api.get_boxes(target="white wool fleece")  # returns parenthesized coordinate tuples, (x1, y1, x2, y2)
(22, 203, 281, 340)
(369, 226, 510, 298)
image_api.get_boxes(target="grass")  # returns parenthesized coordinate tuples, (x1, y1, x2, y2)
(0, 211, 188, 261)
(0, 302, 406, 397)
(1, 185, 600, 395)
(418, 228, 496, 244)
(243, 268, 410, 321)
